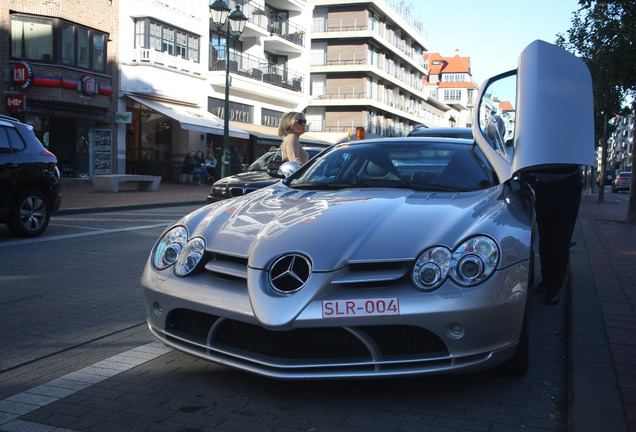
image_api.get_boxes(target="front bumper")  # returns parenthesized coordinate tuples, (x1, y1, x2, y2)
(141, 260, 528, 379)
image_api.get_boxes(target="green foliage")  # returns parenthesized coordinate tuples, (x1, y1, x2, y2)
(557, 0, 635, 145)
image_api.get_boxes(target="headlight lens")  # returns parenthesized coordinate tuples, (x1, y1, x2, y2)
(175, 237, 206, 277)
(152, 226, 188, 270)
(412, 247, 451, 290)
(412, 236, 499, 291)
(450, 236, 499, 286)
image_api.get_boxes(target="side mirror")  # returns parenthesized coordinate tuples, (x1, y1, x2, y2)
(279, 161, 300, 178)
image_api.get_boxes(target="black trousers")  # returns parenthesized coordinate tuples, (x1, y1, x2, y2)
(530, 172, 582, 294)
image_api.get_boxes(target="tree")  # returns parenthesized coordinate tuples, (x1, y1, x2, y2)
(557, 0, 636, 222)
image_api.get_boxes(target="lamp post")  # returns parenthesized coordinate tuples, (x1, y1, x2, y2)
(209, 0, 248, 178)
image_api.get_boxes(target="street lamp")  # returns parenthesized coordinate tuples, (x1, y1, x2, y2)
(210, 0, 248, 178)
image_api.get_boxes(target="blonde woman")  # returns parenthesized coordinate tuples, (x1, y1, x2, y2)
(278, 111, 309, 165)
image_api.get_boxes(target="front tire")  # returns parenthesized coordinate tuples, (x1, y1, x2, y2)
(8, 189, 51, 237)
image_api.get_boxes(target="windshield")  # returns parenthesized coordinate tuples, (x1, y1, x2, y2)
(247, 151, 277, 172)
(289, 140, 498, 192)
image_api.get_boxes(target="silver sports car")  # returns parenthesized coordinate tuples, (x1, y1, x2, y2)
(141, 40, 594, 379)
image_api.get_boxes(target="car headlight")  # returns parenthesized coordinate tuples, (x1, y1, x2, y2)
(412, 236, 499, 291)
(174, 237, 206, 277)
(152, 226, 188, 270)
(450, 236, 499, 286)
(152, 226, 207, 276)
(412, 247, 451, 291)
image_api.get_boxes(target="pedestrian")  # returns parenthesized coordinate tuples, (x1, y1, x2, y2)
(204, 151, 217, 182)
(183, 151, 208, 185)
(525, 165, 583, 305)
(278, 111, 309, 165)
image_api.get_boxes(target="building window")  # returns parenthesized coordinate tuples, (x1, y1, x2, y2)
(11, 15, 54, 61)
(11, 14, 107, 72)
(136, 18, 200, 63)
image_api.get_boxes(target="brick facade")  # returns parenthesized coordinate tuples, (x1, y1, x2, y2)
(1, 0, 119, 176)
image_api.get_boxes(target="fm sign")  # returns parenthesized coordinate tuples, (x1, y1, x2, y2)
(12, 60, 35, 90)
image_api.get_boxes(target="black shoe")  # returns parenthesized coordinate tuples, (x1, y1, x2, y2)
(534, 282, 547, 293)
(544, 292, 560, 305)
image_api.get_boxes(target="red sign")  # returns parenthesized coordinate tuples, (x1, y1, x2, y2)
(6, 94, 25, 110)
(12, 61, 34, 90)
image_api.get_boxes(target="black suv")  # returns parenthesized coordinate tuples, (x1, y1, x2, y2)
(0, 115, 62, 237)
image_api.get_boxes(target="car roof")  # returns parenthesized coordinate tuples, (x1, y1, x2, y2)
(407, 126, 473, 139)
(338, 136, 475, 147)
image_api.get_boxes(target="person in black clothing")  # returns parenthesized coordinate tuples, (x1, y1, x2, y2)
(183, 151, 208, 185)
(526, 165, 583, 305)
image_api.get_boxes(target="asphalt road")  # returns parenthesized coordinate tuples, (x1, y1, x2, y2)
(0, 205, 570, 432)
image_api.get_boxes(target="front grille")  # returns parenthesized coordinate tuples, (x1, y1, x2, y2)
(229, 187, 258, 197)
(165, 309, 449, 368)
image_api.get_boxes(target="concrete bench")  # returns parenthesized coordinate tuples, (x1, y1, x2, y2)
(92, 174, 161, 193)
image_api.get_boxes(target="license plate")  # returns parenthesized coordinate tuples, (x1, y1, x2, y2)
(322, 297, 399, 318)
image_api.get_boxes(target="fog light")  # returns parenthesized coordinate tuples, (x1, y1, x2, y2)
(447, 323, 464, 339)
(153, 302, 163, 315)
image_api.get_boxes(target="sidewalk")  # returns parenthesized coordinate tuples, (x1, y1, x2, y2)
(55, 180, 635, 431)
(57, 179, 209, 213)
(574, 192, 635, 432)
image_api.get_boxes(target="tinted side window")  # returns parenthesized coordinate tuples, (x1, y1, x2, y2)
(0, 127, 11, 153)
(4, 127, 26, 152)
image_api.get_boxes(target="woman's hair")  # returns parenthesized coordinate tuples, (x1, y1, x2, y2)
(278, 111, 303, 137)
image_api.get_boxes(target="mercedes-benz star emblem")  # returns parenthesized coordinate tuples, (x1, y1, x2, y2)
(269, 253, 312, 294)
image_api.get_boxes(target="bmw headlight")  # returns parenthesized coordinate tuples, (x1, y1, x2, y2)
(152, 226, 188, 270)
(412, 236, 499, 291)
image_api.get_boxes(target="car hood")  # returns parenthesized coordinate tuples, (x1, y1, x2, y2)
(216, 170, 277, 187)
(184, 183, 531, 272)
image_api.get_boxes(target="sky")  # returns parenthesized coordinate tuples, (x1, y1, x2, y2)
(413, 0, 583, 85)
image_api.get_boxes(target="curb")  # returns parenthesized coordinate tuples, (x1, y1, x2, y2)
(56, 200, 206, 216)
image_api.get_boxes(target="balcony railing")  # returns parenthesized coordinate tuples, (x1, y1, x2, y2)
(312, 17, 427, 69)
(236, 1, 305, 47)
(131, 48, 202, 74)
(209, 47, 304, 92)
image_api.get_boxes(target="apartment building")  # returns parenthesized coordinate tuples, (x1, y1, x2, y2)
(118, 0, 314, 180)
(307, 0, 456, 142)
(1, 0, 118, 178)
(423, 51, 477, 128)
(606, 112, 634, 172)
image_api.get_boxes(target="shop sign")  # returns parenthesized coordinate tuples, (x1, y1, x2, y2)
(79, 73, 98, 96)
(115, 112, 133, 124)
(6, 94, 25, 110)
(12, 60, 35, 90)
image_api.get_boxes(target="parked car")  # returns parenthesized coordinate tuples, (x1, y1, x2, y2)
(408, 125, 473, 139)
(612, 171, 631, 193)
(207, 146, 326, 202)
(141, 40, 594, 379)
(0, 115, 61, 237)
(595, 169, 615, 187)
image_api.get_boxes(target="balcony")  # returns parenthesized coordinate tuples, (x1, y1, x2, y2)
(209, 48, 303, 92)
(130, 48, 203, 75)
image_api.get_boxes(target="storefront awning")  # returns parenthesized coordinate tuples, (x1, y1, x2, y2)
(128, 95, 249, 139)
(230, 122, 279, 139)
(230, 121, 332, 146)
